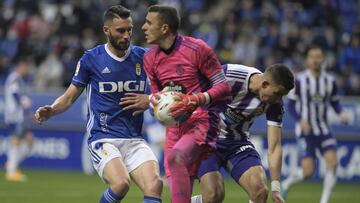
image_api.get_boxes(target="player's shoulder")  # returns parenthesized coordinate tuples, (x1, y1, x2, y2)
(224, 64, 261, 76)
(295, 70, 308, 79)
(322, 70, 336, 80)
(5, 71, 19, 84)
(144, 45, 158, 58)
(82, 44, 105, 61)
(131, 45, 147, 56)
(180, 35, 205, 51)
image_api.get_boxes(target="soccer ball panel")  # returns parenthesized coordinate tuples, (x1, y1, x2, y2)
(152, 91, 179, 127)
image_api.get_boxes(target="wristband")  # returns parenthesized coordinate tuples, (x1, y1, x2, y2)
(271, 180, 281, 192)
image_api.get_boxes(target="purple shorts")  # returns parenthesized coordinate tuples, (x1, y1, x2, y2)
(297, 134, 337, 159)
(197, 138, 262, 181)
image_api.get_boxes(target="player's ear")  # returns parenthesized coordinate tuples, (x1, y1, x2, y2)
(262, 80, 270, 88)
(161, 24, 170, 34)
(103, 25, 110, 35)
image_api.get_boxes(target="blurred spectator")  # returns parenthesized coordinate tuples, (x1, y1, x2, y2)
(0, 0, 359, 95)
(339, 32, 360, 95)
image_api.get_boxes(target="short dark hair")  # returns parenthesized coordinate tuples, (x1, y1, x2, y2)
(265, 64, 294, 92)
(305, 45, 324, 57)
(103, 5, 131, 24)
(148, 5, 180, 34)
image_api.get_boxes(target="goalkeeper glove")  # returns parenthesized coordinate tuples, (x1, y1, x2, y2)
(169, 92, 209, 119)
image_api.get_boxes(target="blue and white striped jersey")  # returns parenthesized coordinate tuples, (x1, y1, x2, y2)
(72, 44, 148, 143)
(219, 64, 283, 140)
(4, 71, 29, 124)
(287, 69, 342, 136)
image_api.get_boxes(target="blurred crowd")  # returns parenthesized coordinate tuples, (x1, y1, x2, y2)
(0, 0, 360, 95)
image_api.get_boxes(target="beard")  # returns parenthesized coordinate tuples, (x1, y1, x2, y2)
(108, 32, 130, 51)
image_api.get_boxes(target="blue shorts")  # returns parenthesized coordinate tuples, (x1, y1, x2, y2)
(7, 123, 28, 138)
(197, 138, 262, 182)
(297, 134, 337, 159)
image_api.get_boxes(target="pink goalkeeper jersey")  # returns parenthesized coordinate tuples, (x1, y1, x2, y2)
(144, 35, 230, 177)
(144, 35, 229, 111)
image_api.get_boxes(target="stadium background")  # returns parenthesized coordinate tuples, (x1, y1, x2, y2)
(0, 0, 359, 202)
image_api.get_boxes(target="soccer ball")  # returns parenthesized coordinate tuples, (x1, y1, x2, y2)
(151, 91, 180, 127)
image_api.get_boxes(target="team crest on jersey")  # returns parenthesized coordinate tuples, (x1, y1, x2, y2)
(136, 63, 141, 76)
(101, 149, 108, 156)
(74, 61, 80, 76)
(176, 65, 184, 76)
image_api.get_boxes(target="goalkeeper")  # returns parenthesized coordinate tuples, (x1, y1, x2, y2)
(120, 5, 230, 203)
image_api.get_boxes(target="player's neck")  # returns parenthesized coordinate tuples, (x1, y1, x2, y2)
(249, 73, 262, 95)
(309, 68, 321, 77)
(107, 43, 127, 58)
(158, 34, 177, 51)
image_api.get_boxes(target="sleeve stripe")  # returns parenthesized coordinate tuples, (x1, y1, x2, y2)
(267, 120, 282, 127)
(210, 72, 227, 85)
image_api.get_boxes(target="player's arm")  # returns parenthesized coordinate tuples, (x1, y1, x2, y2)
(170, 41, 231, 118)
(329, 78, 349, 124)
(34, 84, 84, 124)
(267, 124, 285, 203)
(266, 102, 285, 203)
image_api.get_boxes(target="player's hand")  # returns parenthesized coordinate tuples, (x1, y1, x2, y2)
(120, 93, 150, 116)
(272, 191, 285, 203)
(148, 87, 171, 107)
(300, 119, 311, 135)
(34, 105, 53, 124)
(339, 111, 349, 124)
(169, 93, 207, 119)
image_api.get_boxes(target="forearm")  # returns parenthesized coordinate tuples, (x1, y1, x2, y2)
(49, 95, 75, 116)
(205, 81, 231, 104)
(268, 144, 282, 182)
(50, 84, 83, 117)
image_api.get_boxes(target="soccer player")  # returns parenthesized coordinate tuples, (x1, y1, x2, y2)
(4, 57, 34, 182)
(281, 45, 349, 203)
(190, 64, 294, 203)
(34, 5, 163, 203)
(141, 5, 231, 203)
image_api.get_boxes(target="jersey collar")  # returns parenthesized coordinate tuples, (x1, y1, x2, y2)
(105, 43, 131, 62)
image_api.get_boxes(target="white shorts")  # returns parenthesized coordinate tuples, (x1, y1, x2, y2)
(89, 138, 158, 179)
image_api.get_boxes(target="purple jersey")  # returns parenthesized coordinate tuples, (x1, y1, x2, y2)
(219, 64, 284, 140)
(287, 69, 342, 137)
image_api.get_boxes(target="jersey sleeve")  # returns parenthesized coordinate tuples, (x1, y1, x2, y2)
(71, 54, 91, 87)
(329, 77, 342, 114)
(197, 40, 230, 102)
(266, 102, 284, 127)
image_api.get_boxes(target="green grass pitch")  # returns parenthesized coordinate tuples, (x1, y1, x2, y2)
(0, 169, 359, 203)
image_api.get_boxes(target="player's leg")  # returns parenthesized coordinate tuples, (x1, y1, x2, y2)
(166, 118, 216, 203)
(5, 123, 28, 182)
(101, 158, 130, 202)
(281, 136, 316, 198)
(90, 141, 130, 203)
(319, 135, 337, 203)
(17, 131, 33, 164)
(198, 171, 224, 203)
(238, 165, 268, 203)
(226, 147, 267, 203)
(127, 139, 162, 203)
(191, 153, 224, 203)
(167, 135, 210, 203)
